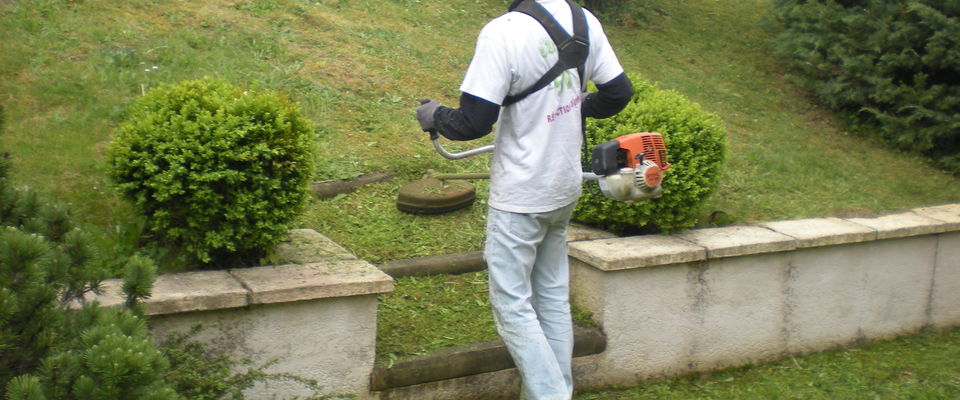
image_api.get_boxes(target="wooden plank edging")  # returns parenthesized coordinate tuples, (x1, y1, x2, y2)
(371, 327, 606, 392)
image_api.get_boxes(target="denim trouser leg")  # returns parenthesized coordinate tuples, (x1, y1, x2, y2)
(486, 203, 576, 400)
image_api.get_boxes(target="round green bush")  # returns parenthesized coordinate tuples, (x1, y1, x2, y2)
(574, 74, 727, 233)
(107, 78, 316, 265)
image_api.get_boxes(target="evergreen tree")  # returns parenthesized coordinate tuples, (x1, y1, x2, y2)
(0, 150, 181, 399)
(774, 0, 960, 174)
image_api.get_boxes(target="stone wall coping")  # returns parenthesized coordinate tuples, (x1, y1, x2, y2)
(82, 270, 250, 316)
(910, 203, 960, 231)
(759, 217, 877, 248)
(80, 204, 959, 313)
(78, 230, 394, 316)
(568, 235, 707, 271)
(567, 223, 618, 242)
(232, 260, 394, 306)
(570, 203, 960, 272)
(847, 210, 951, 240)
(676, 225, 798, 259)
(276, 228, 359, 263)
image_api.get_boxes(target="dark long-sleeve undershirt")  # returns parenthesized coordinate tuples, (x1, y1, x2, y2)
(582, 73, 633, 119)
(434, 93, 500, 141)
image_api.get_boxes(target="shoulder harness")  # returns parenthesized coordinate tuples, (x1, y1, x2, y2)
(502, 0, 589, 107)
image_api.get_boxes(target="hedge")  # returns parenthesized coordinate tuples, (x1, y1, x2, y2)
(574, 73, 727, 233)
(774, 0, 960, 174)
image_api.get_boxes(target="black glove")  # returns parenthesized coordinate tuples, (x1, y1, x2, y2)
(416, 99, 440, 133)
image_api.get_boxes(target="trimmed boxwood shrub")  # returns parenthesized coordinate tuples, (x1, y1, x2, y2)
(107, 78, 316, 265)
(574, 74, 727, 233)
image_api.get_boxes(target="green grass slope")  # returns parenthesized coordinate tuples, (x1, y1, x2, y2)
(3, 2, 959, 391)
(1, 0, 958, 263)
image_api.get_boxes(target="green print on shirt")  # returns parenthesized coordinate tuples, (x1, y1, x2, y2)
(538, 37, 556, 58)
(538, 38, 578, 96)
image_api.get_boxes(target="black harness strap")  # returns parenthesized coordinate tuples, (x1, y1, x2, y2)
(502, 0, 589, 107)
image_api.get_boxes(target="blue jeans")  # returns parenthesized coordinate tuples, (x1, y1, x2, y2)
(485, 202, 577, 400)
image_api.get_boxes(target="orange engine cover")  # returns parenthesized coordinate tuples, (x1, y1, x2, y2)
(614, 132, 670, 171)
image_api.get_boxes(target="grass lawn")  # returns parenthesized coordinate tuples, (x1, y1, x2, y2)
(2, 0, 958, 262)
(2, 0, 959, 394)
(576, 328, 960, 399)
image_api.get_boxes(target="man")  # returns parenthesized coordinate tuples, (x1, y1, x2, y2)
(416, 0, 632, 398)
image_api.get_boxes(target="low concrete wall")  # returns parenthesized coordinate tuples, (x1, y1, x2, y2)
(85, 229, 394, 399)
(81, 204, 960, 399)
(569, 204, 960, 390)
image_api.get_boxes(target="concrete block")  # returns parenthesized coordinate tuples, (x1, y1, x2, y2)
(150, 295, 381, 399)
(230, 260, 394, 305)
(676, 225, 797, 259)
(856, 237, 937, 339)
(570, 258, 607, 324)
(786, 245, 868, 352)
(912, 203, 960, 231)
(568, 235, 706, 271)
(572, 261, 696, 383)
(247, 297, 381, 398)
(106, 229, 392, 399)
(689, 254, 789, 370)
(761, 217, 877, 248)
(930, 231, 960, 328)
(846, 212, 948, 240)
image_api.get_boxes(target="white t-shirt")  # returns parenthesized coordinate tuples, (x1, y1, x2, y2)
(460, 0, 625, 213)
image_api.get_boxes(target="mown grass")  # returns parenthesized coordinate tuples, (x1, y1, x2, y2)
(2, 0, 959, 393)
(3, 0, 958, 262)
(0, 0, 499, 231)
(576, 328, 960, 399)
(376, 271, 496, 366)
(375, 268, 597, 366)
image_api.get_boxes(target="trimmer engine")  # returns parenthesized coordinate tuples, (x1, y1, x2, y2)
(589, 132, 670, 202)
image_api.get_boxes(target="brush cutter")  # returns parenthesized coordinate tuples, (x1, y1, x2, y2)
(396, 131, 670, 214)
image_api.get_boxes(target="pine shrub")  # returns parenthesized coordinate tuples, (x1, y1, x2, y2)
(106, 78, 316, 265)
(574, 74, 727, 233)
(774, 0, 960, 174)
(0, 226, 62, 385)
(12, 304, 181, 400)
(0, 152, 181, 399)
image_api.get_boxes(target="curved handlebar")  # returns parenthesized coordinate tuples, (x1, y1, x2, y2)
(429, 132, 600, 180)
(432, 136, 495, 160)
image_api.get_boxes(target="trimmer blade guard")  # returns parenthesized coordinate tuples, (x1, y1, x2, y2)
(396, 178, 476, 214)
